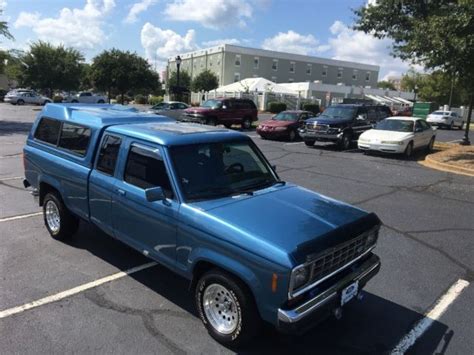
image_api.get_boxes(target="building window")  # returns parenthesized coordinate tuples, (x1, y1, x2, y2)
(306, 64, 312, 75)
(337, 68, 343, 78)
(254, 57, 259, 69)
(366, 72, 371, 81)
(289, 62, 295, 73)
(235, 55, 241, 67)
(271, 76, 277, 82)
(322, 66, 328, 77)
(352, 70, 358, 80)
(272, 59, 278, 71)
(234, 73, 240, 82)
(288, 78, 294, 83)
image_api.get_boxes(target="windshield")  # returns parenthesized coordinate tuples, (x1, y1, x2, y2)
(201, 99, 222, 109)
(170, 141, 278, 201)
(431, 111, 448, 116)
(273, 112, 298, 121)
(320, 106, 356, 120)
(376, 119, 414, 132)
(152, 103, 169, 110)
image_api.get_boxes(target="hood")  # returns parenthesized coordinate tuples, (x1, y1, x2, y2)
(360, 129, 413, 141)
(260, 119, 294, 127)
(306, 115, 352, 126)
(185, 107, 214, 114)
(186, 184, 380, 266)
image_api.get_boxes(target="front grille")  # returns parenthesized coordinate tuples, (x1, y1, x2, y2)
(307, 123, 329, 132)
(308, 233, 371, 283)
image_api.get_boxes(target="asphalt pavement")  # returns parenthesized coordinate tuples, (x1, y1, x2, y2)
(0, 104, 473, 354)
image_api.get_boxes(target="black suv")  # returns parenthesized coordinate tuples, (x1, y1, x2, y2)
(299, 104, 392, 150)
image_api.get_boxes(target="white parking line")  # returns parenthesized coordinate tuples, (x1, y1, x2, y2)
(284, 142, 303, 145)
(391, 279, 470, 354)
(0, 176, 23, 182)
(0, 262, 157, 319)
(247, 135, 260, 139)
(0, 212, 42, 223)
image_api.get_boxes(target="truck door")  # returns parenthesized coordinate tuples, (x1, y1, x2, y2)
(112, 142, 178, 268)
(89, 134, 122, 236)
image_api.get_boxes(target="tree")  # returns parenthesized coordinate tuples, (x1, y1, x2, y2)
(377, 81, 396, 90)
(354, 0, 474, 144)
(91, 49, 160, 103)
(0, 10, 13, 41)
(191, 70, 219, 92)
(166, 70, 191, 92)
(20, 41, 84, 96)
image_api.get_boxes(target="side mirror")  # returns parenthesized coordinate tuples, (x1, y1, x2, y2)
(272, 165, 277, 172)
(415, 127, 423, 133)
(145, 186, 166, 202)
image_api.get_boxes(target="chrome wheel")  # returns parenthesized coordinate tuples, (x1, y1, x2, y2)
(203, 284, 239, 335)
(45, 200, 60, 233)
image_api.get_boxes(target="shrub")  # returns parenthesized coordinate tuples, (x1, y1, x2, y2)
(134, 94, 147, 104)
(115, 94, 132, 104)
(303, 103, 320, 115)
(148, 95, 163, 106)
(191, 102, 201, 107)
(53, 95, 64, 103)
(267, 101, 287, 113)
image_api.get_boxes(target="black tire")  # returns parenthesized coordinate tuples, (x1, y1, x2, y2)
(241, 118, 252, 130)
(72, 100, 79, 103)
(224, 123, 232, 129)
(42, 100, 50, 106)
(426, 137, 435, 153)
(449, 121, 454, 130)
(404, 141, 414, 158)
(288, 129, 296, 142)
(195, 269, 261, 346)
(43, 192, 79, 240)
(206, 117, 217, 126)
(339, 133, 352, 150)
(17, 99, 25, 105)
(304, 140, 315, 147)
(97, 99, 105, 104)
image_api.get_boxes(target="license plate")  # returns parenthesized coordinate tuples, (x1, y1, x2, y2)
(341, 281, 359, 306)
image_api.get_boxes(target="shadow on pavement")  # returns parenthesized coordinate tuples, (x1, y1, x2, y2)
(64, 222, 448, 354)
(0, 121, 33, 136)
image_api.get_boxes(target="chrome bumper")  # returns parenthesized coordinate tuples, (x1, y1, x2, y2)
(277, 254, 380, 325)
(299, 130, 342, 141)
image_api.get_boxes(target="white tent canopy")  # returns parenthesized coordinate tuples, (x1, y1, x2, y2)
(215, 77, 298, 95)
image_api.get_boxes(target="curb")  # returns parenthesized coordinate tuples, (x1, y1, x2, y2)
(420, 154, 474, 177)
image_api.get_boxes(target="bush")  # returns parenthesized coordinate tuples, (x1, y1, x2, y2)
(148, 95, 163, 106)
(191, 102, 201, 107)
(303, 103, 320, 115)
(115, 94, 132, 104)
(53, 95, 64, 103)
(134, 94, 147, 104)
(267, 102, 287, 113)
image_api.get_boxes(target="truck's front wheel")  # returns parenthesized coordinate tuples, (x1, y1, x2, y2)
(43, 192, 79, 240)
(195, 269, 261, 346)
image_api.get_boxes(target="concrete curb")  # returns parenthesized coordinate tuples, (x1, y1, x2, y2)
(420, 154, 474, 177)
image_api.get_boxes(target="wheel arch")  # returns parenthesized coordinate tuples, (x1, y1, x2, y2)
(39, 180, 62, 206)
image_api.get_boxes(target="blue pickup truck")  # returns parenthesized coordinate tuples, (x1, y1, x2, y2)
(23, 104, 381, 345)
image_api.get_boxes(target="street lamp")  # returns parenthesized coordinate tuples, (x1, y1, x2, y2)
(175, 55, 182, 101)
(413, 85, 419, 104)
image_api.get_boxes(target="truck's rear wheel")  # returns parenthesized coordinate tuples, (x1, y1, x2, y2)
(304, 140, 315, 146)
(195, 269, 260, 346)
(43, 192, 79, 240)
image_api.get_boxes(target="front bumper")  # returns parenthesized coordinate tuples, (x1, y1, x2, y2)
(299, 130, 343, 143)
(178, 114, 206, 123)
(257, 128, 289, 138)
(358, 142, 406, 153)
(277, 253, 380, 334)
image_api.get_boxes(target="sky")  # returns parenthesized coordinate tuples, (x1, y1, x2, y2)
(0, 0, 417, 80)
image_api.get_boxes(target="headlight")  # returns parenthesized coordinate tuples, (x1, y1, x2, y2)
(291, 265, 310, 290)
(359, 138, 369, 143)
(274, 126, 287, 131)
(365, 228, 379, 247)
(381, 140, 403, 145)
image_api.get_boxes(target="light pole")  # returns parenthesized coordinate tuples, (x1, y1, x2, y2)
(175, 55, 182, 101)
(413, 85, 419, 104)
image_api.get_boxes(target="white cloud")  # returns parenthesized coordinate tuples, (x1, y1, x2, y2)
(0, 0, 7, 10)
(14, 0, 115, 50)
(327, 20, 419, 79)
(164, 0, 253, 29)
(124, 0, 157, 24)
(262, 30, 325, 55)
(202, 38, 241, 47)
(140, 22, 197, 69)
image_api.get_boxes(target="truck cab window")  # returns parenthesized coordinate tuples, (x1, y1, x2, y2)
(34, 117, 61, 145)
(96, 135, 121, 175)
(124, 145, 173, 198)
(58, 123, 91, 156)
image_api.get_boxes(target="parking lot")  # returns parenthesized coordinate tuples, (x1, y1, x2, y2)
(1, 103, 473, 354)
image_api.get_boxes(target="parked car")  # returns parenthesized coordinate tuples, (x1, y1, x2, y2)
(4, 91, 52, 105)
(63, 91, 107, 104)
(358, 117, 436, 157)
(299, 104, 392, 150)
(23, 103, 381, 346)
(147, 101, 189, 119)
(257, 110, 314, 141)
(180, 98, 258, 129)
(426, 110, 464, 130)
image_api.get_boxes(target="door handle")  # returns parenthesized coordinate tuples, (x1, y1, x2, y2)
(116, 188, 126, 196)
